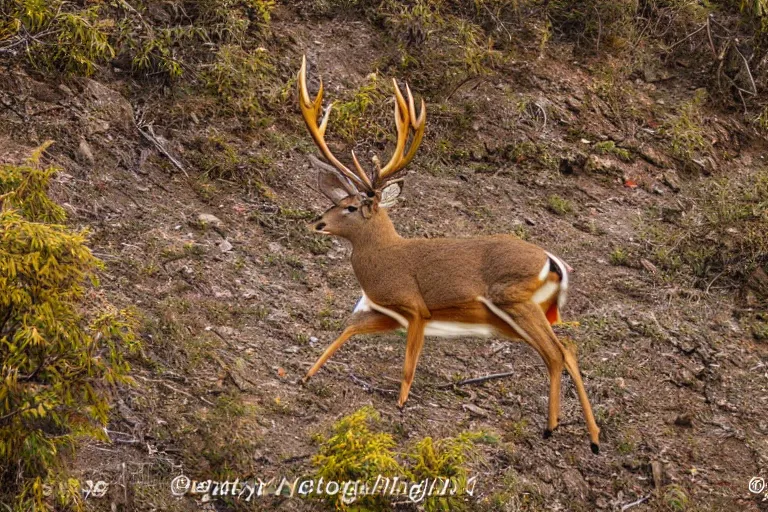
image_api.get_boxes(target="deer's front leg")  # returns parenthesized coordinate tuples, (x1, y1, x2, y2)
(303, 311, 399, 383)
(398, 314, 426, 408)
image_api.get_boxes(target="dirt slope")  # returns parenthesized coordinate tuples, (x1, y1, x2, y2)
(1, 5, 767, 512)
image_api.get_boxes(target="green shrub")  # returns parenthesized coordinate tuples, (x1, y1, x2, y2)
(0, 145, 139, 509)
(312, 406, 493, 510)
(2, 0, 115, 75)
(644, 167, 768, 289)
(201, 45, 278, 125)
(664, 90, 710, 169)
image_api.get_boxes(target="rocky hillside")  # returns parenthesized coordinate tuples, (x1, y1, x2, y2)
(1, 1, 767, 510)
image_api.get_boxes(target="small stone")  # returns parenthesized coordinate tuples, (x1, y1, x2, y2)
(198, 213, 223, 229)
(585, 154, 623, 175)
(461, 404, 489, 418)
(58, 84, 74, 96)
(268, 242, 284, 254)
(309, 336, 319, 346)
(524, 217, 536, 226)
(219, 239, 233, 252)
(639, 145, 669, 167)
(214, 326, 235, 338)
(663, 171, 681, 192)
(77, 139, 95, 166)
(640, 259, 658, 274)
(211, 285, 232, 299)
(284, 346, 300, 354)
(651, 461, 664, 491)
(674, 413, 693, 427)
(242, 289, 258, 299)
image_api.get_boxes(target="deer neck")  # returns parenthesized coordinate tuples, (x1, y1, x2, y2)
(346, 208, 401, 253)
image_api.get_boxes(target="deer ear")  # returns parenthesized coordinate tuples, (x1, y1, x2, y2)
(310, 155, 358, 204)
(378, 179, 404, 208)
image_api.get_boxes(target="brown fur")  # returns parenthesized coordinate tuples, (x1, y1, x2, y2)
(305, 193, 601, 452)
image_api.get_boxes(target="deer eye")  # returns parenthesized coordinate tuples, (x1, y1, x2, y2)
(346, 206, 358, 213)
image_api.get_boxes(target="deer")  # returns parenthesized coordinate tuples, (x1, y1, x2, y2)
(297, 56, 600, 453)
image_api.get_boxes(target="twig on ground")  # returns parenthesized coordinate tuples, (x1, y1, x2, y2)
(349, 373, 397, 395)
(620, 495, 650, 511)
(135, 120, 188, 177)
(438, 371, 515, 389)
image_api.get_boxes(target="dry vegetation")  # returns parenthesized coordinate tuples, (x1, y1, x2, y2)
(1, 0, 768, 510)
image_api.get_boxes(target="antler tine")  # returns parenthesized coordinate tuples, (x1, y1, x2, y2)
(298, 56, 370, 191)
(395, 84, 427, 173)
(376, 80, 426, 184)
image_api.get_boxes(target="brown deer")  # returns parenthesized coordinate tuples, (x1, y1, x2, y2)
(297, 56, 600, 453)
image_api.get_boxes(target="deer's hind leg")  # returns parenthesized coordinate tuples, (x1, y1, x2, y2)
(303, 311, 400, 383)
(479, 297, 600, 453)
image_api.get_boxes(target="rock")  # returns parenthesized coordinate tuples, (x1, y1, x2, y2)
(692, 156, 717, 175)
(640, 259, 658, 274)
(559, 153, 587, 175)
(309, 336, 319, 346)
(82, 79, 135, 134)
(284, 346, 300, 354)
(651, 461, 664, 491)
(267, 242, 284, 254)
(560, 469, 589, 500)
(198, 213, 223, 229)
(585, 154, 623, 175)
(524, 217, 536, 226)
(213, 326, 235, 338)
(663, 171, 681, 192)
(640, 145, 669, 167)
(219, 239, 233, 252)
(674, 413, 693, 427)
(242, 289, 258, 299)
(461, 403, 489, 418)
(77, 139, 95, 166)
(211, 285, 232, 299)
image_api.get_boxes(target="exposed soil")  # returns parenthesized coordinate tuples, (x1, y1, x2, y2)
(1, 5, 767, 512)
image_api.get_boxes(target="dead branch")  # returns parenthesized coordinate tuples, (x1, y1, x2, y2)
(136, 123, 188, 177)
(349, 373, 397, 395)
(438, 371, 515, 389)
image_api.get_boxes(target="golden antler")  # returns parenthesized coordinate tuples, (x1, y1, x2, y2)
(298, 55, 426, 192)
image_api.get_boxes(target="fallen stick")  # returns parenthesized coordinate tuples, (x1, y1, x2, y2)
(349, 373, 397, 395)
(137, 123, 189, 178)
(438, 371, 515, 389)
(621, 495, 650, 511)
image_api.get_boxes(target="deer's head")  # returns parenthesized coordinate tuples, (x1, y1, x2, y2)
(298, 56, 426, 240)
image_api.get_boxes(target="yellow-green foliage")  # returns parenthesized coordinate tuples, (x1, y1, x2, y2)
(408, 431, 492, 512)
(313, 406, 402, 509)
(0, 145, 139, 509)
(664, 90, 710, 168)
(312, 406, 494, 511)
(2, 0, 114, 75)
(330, 74, 388, 143)
(645, 167, 768, 287)
(202, 45, 277, 124)
(594, 141, 632, 162)
(378, 0, 504, 83)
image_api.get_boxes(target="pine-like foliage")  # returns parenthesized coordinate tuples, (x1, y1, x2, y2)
(0, 143, 139, 509)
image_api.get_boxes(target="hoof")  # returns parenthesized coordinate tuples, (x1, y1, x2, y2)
(543, 428, 553, 439)
(300, 376, 310, 386)
(590, 442, 600, 455)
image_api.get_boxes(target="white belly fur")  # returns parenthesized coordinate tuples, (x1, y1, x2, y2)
(353, 294, 497, 339)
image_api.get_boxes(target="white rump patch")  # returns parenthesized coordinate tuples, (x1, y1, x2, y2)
(538, 258, 550, 282)
(352, 294, 496, 339)
(544, 251, 569, 309)
(531, 281, 559, 305)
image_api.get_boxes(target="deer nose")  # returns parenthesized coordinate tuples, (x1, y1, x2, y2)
(315, 222, 326, 231)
